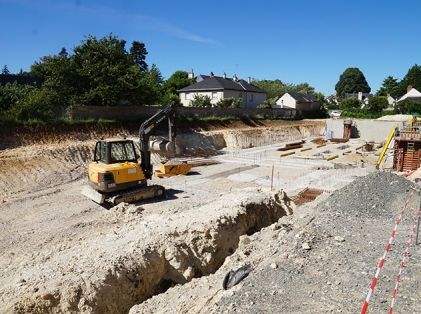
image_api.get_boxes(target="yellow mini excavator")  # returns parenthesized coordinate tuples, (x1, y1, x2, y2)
(81, 103, 177, 206)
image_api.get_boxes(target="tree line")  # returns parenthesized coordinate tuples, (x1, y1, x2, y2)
(329, 65, 421, 114)
(0, 35, 194, 121)
(2, 33, 421, 121)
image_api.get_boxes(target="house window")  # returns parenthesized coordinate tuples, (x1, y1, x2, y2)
(184, 93, 189, 100)
(212, 91, 218, 99)
(239, 93, 243, 98)
(250, 94, 254, 102)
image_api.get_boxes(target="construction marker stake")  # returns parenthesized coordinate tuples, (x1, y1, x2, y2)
(389, 209, 421, 314)
(360, 190, 414, 314)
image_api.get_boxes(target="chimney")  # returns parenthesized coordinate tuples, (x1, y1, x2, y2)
(209, 71, 214, 77)
(222, 72, 226, 79)
(232, 74, 238, 82)
(248, 76, 252, 84)
(407, 85, 413, 92)
(188, 69, 194, 79)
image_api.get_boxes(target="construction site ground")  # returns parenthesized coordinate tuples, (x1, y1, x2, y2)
(0, 119, 420, 313)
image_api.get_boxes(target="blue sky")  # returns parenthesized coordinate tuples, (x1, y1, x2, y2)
(1, 0, 420, 94)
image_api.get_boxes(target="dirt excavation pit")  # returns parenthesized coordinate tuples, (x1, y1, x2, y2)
(2, 119, 385, 313)
(5, 189, 294, 313)
(291, 188, 324, 206)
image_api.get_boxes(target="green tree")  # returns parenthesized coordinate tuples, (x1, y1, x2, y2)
(138, 64, 164, 105)
(30, 52, 78, 108)
(366, 96, 388, 112)
(338, 97, 361, 110)
(252, 79, 285, 99)
(190, 95, 211, 107)
(130, 41, 148, 73)
(163, 71, 194, 95)
(394, 99, 421, 114)
(58, 47, 68, 57)
(335, 67, 371, 99)
(161, 70, 194, 106)
(376, 76, 400, 99)
(72, 34, 143, 106)
(0, 82, 34, 112)
(252, 79, 317, 99)
(9, 87, 57, 121)
(2, 65, 10, 74)
(399, 64, 421, 95)
(291, 82, 315, 94)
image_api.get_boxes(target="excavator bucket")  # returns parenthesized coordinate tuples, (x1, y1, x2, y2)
(81, 185, 106, 205)
(154, 159, 192, 178)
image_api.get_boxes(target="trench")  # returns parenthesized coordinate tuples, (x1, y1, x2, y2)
(13, 191, 295, 314)
(91, 191, 294, 314)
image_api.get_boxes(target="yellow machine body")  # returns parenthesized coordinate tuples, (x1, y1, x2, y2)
(88, 161, 145, 186)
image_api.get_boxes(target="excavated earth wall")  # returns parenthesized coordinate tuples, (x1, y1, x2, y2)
(0, 121, 325, 198)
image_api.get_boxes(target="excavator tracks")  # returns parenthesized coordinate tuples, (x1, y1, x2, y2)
(109, 185, 165, 205)
(81, 184, 165, 206)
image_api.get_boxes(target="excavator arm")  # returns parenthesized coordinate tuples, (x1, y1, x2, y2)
(138, 103, 176, 179)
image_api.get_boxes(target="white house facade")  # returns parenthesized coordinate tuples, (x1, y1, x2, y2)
(274, 92, 320, 112)
(178, 74, 266, 108)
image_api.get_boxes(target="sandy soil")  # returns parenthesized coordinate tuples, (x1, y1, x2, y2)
(2, 120, 411, 313)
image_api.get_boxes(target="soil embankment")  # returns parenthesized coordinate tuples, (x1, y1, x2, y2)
(0, 120, 325, 198)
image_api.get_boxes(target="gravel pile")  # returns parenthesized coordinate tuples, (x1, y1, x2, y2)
(320, 171, 414, 219)
(210, 172, 420, 313)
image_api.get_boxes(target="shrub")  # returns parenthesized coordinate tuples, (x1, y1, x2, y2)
(338, 97, 361, 110)
(366, 96, 388, 112)
(257, 102, 271, 109)
(257, 97, 277, 109)
(232, 97, 242, 108)
(190, 94, 212, 107)
(340, 109, 394, 119)
(215, 97, 242, 108)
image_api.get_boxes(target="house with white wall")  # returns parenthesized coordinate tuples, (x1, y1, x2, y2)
(178, 73, 266, 108)
(273, 92, 320, 112)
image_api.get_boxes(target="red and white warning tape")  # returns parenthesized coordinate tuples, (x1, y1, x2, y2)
(389, 209, 421, 314)
(360, 190, 414, 314)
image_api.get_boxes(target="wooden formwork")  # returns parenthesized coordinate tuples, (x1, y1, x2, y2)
(393, 139, 421, 171)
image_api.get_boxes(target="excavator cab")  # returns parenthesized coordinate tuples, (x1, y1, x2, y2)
(94, 140, 137, 164)
(87, 139, 146, 193)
